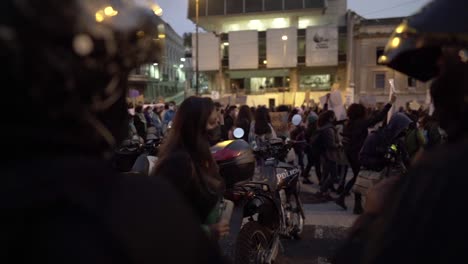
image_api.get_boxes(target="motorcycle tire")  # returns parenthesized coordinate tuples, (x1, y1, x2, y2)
(235, 222, 273, 264)
(289, 194, 305, 240)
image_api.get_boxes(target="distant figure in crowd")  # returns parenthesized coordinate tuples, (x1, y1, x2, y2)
(222, 105, 237, 140)
(134, 105, 147, 139)
(163, 101, 176, 125)
(235, 105, 253, 142)
(303, 111, 321, 184)
(249, 106, 277, 143)
(335, 95, 396, 214)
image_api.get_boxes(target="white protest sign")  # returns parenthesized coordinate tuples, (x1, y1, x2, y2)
(387, 79, 397, 122)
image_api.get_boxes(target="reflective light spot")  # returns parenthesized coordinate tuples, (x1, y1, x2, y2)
(378, 55, 387, 64)
(104, 6, 118, 16)
(136, 30, 145, 38)
(395, 24, 405, 34)
(95, 11, 104, 22)
(391, 37, 400, 48)
(73, 34, 94, 56)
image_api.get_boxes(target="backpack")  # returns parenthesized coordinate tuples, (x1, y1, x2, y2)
(359, 127, 391, 171)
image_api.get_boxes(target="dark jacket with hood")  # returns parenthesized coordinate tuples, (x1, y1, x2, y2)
(343, 103, 393, 158)
(359, 113, 413, 171)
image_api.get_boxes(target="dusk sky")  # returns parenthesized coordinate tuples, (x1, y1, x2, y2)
(159, 0, 432, 35)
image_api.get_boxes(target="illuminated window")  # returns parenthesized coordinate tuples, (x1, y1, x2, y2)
(300, 74, 332, 91)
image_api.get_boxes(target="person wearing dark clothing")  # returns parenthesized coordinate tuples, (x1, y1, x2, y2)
(235, 105, 253, 142)
(0, 1, 224, 263)
(222, 106, 237, 140)
(303, 112, 321, 184)
(134, 105, 147, 139)
(317, 111, 341, 197)
(335, 96, 395, 213)
(153, 97, 228, 239)
(334, 1, 468, 262)
(420, 114, 443, 149)
(290, 124, 306, 171)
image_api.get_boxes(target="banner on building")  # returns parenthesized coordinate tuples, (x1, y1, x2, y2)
(192, 33, 220, 71)
(229, 30, 258, 70)
(266, 27, 298, 68)
(306, 26, 338, 67)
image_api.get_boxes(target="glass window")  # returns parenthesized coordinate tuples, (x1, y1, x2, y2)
(207, 0, 225, 15)
(408, 77, 417, 88)
(305, 0, 324, 8)
(264, 0, 282, 11)
(375, 73, 386, 89)
(298, 36, 305, 57)
(285, 0, 303, 10)
(376, 47, 385, 65)
(300, 74, 332, 91)
(226, 0, 243, 14)
(245, 0, 263, 12)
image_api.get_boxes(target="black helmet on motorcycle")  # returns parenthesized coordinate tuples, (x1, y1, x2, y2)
(379, 0, 468, 82)
(0, 0, 163, 155)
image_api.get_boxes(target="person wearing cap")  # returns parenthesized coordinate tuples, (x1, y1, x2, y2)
(0, 1, 224, 263)
(303, 111, 321, 184)
(333, 0, 468, 263)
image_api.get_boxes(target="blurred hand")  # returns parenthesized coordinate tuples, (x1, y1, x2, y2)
(390, 94, 397, 104)
(365, 176, 401, 215)
(209, 221, 230, 240)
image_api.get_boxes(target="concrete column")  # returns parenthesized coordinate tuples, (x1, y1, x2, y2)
(289, 68, 299, 92)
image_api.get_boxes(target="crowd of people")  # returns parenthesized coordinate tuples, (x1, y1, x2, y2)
(3, 0, 468, 263)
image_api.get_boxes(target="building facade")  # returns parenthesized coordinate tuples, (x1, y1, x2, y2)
(187, 0, 429, 108)
(350, 15, 429, 108)
(188, 0, 348, 107)
(128, 22, 187, 104)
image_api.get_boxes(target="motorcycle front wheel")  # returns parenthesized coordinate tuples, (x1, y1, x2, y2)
(235, 222, 273, 264)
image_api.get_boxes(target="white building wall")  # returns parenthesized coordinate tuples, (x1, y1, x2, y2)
(229, 30, 259, 69)
(266, 27, 298, 68)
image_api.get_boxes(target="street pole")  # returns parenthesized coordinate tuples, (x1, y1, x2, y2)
(195, 0, 200, 96)
(282, 35, 288, 105)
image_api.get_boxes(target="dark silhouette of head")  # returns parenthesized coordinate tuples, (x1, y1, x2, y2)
(347, 103, 367, 121)
(254, 107, 272, 135)
(237, 105, 252, 123)
(318, 110, 336, 127)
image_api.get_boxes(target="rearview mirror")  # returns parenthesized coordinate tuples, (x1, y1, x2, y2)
(233, 128, 245, 139)
(292, 114, 302, 126)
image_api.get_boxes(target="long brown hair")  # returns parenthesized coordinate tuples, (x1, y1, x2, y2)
(155, 96, 222, 191)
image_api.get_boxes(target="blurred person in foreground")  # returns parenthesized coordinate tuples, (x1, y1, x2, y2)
(333, 0, 468, 263)
(0, 1, 223, 263)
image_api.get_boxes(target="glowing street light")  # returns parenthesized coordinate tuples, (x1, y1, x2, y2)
(282, 35, 288, 41)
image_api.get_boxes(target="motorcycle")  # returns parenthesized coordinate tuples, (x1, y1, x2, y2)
(212, 114, 305, 264)
(113, 132, 162, 176)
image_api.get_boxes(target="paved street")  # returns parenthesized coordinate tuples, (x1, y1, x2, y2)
(277, 172, 359, 264)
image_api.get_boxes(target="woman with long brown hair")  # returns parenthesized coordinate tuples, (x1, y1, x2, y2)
(152, 96, 228, 239)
